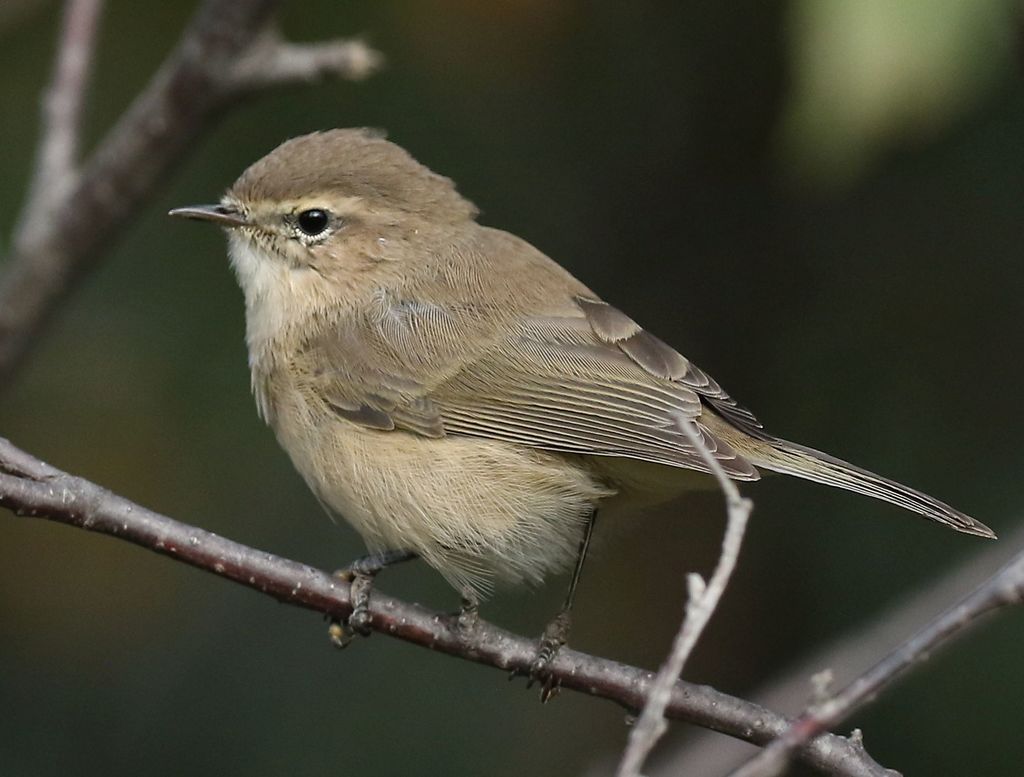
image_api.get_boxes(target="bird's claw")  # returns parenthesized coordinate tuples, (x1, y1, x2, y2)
(327, 619, 356, 649)
(332, 566, 377, 640)
(524, 609, 572, 702)
(454, 595, 479, 641)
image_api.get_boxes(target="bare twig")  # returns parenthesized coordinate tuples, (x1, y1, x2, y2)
(616, 417, 754, 777)
(728, 546, 1024, 777)
(227, 27, 381, 91)
(0, 436, 888, 777)
(649, 524, 1024, 776)
(0, 0, 382, 386)
(16, 0, 104, 246)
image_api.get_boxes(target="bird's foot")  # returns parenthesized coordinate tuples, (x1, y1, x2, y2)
(345, 571, 376, 635)
(525, 609, 572, 702)
(331, 564, 379, 643)
(327, 618, 356, 649)
(455, 594, 480, 640)
(329, 549, 417, 645)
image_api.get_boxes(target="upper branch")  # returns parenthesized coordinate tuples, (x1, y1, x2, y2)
(0, 0, 381, 386)
(0, 436, 888, 777)
(16, 0, 104, 234)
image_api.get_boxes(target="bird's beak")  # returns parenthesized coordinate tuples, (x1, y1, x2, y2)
(168, 204, 249, 228)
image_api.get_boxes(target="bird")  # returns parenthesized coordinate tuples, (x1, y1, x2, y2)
(170, 128, 994, 680)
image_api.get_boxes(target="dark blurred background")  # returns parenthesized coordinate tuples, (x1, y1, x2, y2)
(1, 1, 1022, 775)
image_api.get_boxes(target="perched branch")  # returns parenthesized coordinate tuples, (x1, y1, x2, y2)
(0, 0, 382, 385)
(728, 546, 1024, 777)
(616, 417, 755, 777)
(0, 436, 888, 777)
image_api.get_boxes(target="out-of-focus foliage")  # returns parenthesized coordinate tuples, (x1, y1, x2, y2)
(780, 0, 1013, 185)
(1, 2, 1022, 776)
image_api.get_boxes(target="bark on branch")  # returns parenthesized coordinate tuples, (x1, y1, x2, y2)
(0, 436, 888, 777)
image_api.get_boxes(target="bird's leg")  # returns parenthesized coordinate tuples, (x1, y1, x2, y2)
(331, 549, 418, 643)
(528, 511, 597, 701)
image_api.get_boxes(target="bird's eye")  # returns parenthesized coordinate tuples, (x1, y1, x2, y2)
(296, 208, 330, 237)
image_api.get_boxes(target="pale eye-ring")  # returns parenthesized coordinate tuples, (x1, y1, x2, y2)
(296, 208, 330, 237)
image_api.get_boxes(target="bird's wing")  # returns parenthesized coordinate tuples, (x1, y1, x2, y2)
(432, 301, 759, 479)
(301, 279, 761, 481)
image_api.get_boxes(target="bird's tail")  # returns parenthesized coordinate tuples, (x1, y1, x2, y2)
(747, 437, 995, 539)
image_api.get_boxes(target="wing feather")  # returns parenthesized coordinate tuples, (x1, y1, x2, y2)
(297, 236, 761, 481)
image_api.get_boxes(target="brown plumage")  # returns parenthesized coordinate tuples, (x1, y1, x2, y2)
(171, 128, 994, 598)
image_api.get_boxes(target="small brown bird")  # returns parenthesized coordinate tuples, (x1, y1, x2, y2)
(171, 129, 993, 670)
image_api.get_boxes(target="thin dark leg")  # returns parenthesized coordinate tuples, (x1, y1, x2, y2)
(562, 509, 597, 613)
(528, 511, 597, 700)
(332, 549, 418, 640)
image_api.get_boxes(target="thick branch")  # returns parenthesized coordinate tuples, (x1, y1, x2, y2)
(0, 0, 381, 385)
(0, 436, 886, 777)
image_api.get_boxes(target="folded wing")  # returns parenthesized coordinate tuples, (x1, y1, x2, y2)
(302, 286, 760, 481)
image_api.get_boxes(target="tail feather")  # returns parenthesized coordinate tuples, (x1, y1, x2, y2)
(749, 438, 995, 539)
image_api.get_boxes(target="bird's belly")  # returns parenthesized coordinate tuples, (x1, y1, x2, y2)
(272, 403, 612, 596)
(586, 455, 720, 511)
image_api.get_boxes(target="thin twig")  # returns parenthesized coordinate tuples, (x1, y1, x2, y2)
(227, 27, 381, 91)
(16, 0, 104, 246)
(652, 525, 1024, 775)
(728, 546, 1024, 777)
(0, 0, 382, 386)
(0, 436, 888, 777)
(616, 417, 754, 777)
